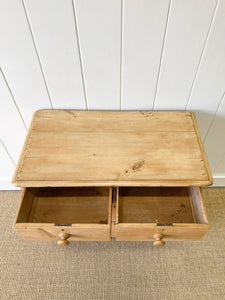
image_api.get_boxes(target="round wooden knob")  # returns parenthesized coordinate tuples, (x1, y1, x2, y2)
(57, 232, 70, 246)
(153, 233, 165, 247)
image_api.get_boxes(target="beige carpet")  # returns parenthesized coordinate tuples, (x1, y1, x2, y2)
(0, 188, 224, 300)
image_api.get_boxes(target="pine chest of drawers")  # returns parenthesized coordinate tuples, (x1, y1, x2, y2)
(12, 110, 212, 247)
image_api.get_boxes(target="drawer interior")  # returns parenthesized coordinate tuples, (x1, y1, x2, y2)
(117, 187, 207, 224)
(16, 187, 111, 224)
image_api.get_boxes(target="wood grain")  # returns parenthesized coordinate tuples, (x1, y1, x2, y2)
(14, 187, 112, 241)
(12, 110, 212, 187)
(118, 187, 195, 224)
(116, 186, 209, 241)
(116, 224, 209, 241)
(14, 224, 111, 241)
(17, 187, 110, 224)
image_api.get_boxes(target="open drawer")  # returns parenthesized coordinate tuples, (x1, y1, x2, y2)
(115, 187, 209, 246)
(14, 187, 112, 244)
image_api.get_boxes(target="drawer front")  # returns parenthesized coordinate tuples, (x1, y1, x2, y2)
(115, 186, 209, 242)
(14, 187, 112, 243)
(116, 224, 209, 241)
(14, 224, 111, 241)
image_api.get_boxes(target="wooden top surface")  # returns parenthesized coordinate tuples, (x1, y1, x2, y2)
(12, 110, 213, 187)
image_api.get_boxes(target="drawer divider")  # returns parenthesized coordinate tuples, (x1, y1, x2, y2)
(110, 187, 117, 237)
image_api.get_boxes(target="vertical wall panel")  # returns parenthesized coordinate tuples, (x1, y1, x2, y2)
(121, 0, 170, 110)
(154, 0, 217, 110)
(74, 0, 121, 109)
(0, 0, 51, 127)
(204, 94, 225, 174)
(0, 141, 14, 176)
(187, 0, 225, 139)
(215, 153, 225, 175)
(24, 0, 86, 109)
(0, 70, 27, 163)
(0, 141, 19, 190)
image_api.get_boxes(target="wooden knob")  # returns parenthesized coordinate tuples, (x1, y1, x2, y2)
(153, 233, 165, 247)
(57, 232, 70, 246)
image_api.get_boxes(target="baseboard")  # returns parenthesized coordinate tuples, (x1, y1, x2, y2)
(0, 178, 21, 190)
(212, 176, 225, 187)
(0, 176, 224, 190)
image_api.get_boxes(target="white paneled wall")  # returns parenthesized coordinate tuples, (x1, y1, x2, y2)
(0, 69, 27, 162)
(0, 0, 52, 127)
(154, 0, 217, 109)
(74, 0, 121, 109)
(187, 0, 225, 138)
(23, 0, 86, 109)
(0, 0, 225, 189)
(0, 140, 20, 190)
(121, 0, 170, 109)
